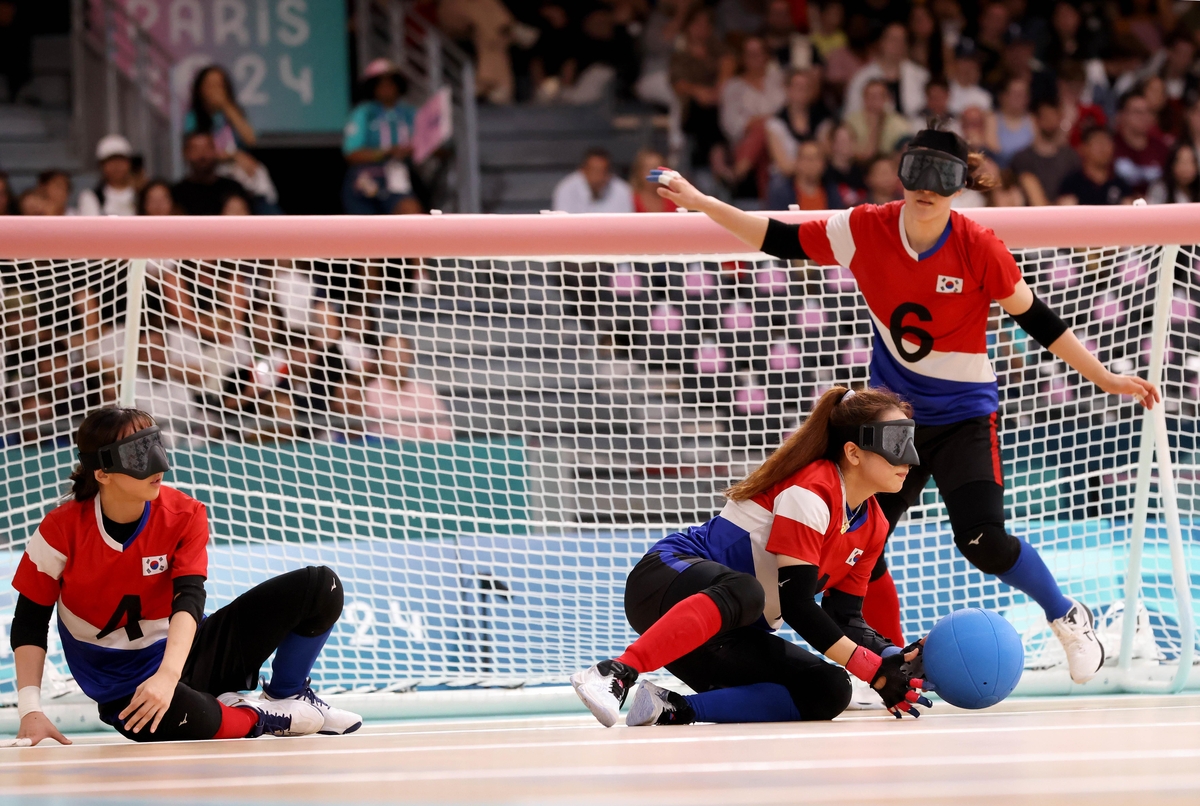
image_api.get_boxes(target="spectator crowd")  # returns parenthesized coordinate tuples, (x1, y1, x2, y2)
(530, 0, 1200, 212)
(2, 259, 456, 449)
(2, 2, 1199, 217)
(0, 58, 428, 218)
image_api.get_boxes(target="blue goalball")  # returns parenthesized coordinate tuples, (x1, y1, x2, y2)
(922, 608, 1024, 709)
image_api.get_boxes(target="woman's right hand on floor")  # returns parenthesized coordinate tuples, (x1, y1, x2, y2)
(17, 712, 71, 746)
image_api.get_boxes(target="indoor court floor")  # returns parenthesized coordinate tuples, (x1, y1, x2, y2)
(0, 693, 1196, 806)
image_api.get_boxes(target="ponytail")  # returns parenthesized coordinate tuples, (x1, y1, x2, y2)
(67, 407, 156, 501)
(966, 152, 997, 191)
(724, 386, 911, 500)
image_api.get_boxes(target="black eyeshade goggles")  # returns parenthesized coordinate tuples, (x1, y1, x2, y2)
(78, 426, 171, 480)
(898, 148, 968, 196)
(857, 418, 920, 466)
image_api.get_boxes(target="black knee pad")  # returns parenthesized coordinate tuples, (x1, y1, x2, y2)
(788, 664, 852, 722)
(705, 571, 765, 631)
(953, 522, 1022, 576)
(297, 565, 344, 637)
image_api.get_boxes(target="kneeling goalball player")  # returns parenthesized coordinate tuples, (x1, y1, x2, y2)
(573, 387, 932, 727)
(10, 407, 362, 745)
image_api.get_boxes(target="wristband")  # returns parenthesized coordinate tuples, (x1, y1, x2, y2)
(17, 686, 42, 719)
(845, 645, 883, 683)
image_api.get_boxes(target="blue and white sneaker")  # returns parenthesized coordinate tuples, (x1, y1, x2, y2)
(262, 681, 363, 735)
(217, 692, 323, 737)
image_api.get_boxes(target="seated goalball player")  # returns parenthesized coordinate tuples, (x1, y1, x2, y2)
(572, 387, 932, 727)
(10, 406, 362, 745)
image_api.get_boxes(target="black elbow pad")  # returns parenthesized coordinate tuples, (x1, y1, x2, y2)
(171, 575, 207, 624)
(10, 595, 53, 651)
(760, 219, 809, 260)
(1011, 294, 1068, 350)
(777, 565, 845, 653)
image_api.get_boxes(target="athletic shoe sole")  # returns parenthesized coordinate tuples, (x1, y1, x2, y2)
(625, 680, 664, 727)
(570, 669, 620, 728)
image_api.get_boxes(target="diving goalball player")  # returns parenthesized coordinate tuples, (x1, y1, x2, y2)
(647, 124, 1160, 685)
(573, 387, 933, 727)
(10, 407, 363, 745)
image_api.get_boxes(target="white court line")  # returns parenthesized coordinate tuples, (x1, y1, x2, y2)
(1, 747, 1198, 797)
(553, 774, 1200, 806)
(16, 699, 1200, 754)
(1, 718, 1197, 772)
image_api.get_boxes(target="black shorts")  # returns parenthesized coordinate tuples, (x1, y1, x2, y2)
(624, 552, 852, 721)
(876, 413, 1003, 528)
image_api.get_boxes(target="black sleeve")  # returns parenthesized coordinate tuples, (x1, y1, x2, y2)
(759, 218, 809, 260)
(1009, 293, 1069, 351)
(172, 575, 207, 624)
(821, 587, 895, 656)
(10, 594, 53, 651)
(777, 564, 846, 653)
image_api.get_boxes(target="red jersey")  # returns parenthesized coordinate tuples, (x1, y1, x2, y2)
(797, 201, 1023, 425)
(651, 459, 887, 630)
(12, 485, 209, 703)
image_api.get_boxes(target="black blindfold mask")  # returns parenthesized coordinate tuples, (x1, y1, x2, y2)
(833, 416, 920, 467)
(857, 418, 920, 466)
(78, 426, 170, 480)
(898, 147, 968, 196)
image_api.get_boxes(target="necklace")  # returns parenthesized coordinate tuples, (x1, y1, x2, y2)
(842, 500, 867, 534)
(834, 466, 865, 533)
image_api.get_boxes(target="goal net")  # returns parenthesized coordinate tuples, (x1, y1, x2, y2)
(0, 212, 1196, 699)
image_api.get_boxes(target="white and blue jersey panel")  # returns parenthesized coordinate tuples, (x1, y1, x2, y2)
(867, 308, 999, 426)
(650, 499, 782, 629)
(56, 601, 169, 704)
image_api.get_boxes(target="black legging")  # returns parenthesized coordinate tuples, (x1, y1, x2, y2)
(625, 552, 852, 722)
(871, 415, 1022, 581)
(97, 565, 343, 742)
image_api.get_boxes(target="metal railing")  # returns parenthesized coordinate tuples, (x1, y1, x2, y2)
(71, 0, 176, 180)
(355, 0, 481, 213)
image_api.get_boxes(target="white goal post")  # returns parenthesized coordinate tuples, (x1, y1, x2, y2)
(0, 206, 1195, 709)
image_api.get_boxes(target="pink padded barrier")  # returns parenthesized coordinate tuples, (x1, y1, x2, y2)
(0, 204, 1196, 259)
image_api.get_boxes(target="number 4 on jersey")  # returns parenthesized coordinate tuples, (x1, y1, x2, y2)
(96, 595, 143, 641)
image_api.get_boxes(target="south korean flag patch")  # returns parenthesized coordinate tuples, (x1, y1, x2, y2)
(142, 555, 168, 576)
(936, 275, 964, 294)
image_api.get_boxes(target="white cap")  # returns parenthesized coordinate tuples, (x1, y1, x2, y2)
(361, 58, 402, 82)
(95, 134, 133, 162)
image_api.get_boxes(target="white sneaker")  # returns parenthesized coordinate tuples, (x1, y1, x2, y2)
(217, 692, 324, 737)
(1050, 598, 1105, 683)
(626, 679, 696, 726)
(570, 659, 638, 728)
(263, 682, 363, 735)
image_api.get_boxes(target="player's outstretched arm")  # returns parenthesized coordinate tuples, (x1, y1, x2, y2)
(999, 281, 1161, 409)
(13, 646, 71, 746)
(651, 170, 771, 251)
(777, 561, 931, 718)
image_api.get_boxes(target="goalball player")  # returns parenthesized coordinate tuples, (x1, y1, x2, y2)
(573, 386, 932, 726)
(10, 406, 363, 745)
(648, 125, 1160, 685)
